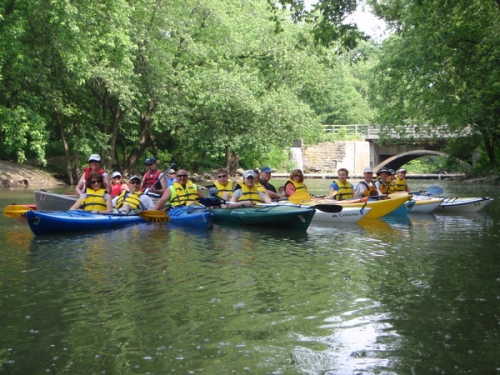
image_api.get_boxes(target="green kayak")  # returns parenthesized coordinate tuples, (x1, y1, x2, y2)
(211, 205, 316, 231)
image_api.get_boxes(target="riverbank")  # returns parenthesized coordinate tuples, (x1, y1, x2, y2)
(0, 160, 67, 188)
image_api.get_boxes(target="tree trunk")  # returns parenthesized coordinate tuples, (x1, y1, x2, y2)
(225, 145, 239, 176)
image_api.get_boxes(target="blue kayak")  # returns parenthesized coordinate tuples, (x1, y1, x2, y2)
(26, 210, 148, 236)
(167, 205, 214, 229)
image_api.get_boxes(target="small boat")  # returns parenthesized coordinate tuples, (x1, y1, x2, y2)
(319, 194, 411, 220)
(436, 197, 494, 213)
(35, 190, 77, 211)
(211, 205, 316, 231)
(167, 205, 214, 229)
(26, 210, 148, 236)
(311, 206, 372, 224)
(411, 196, 444, 214)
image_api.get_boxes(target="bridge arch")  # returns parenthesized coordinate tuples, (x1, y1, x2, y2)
(374, 150, 471, 173)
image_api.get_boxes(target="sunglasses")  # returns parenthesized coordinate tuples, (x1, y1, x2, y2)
(246, 176, 255, 179)
(129, 181, 140, 184)
(217, 174, 227, 178)
(90, 180, 102, 184)
(89, 160, 99, 163)
(293, 175, 301, 177)
(145, 164, 152, 166)
(113, 176, 121, 179)
(177, 174, 188, 177)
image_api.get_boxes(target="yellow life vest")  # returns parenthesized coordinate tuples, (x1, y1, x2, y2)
(170, 181, 199, 206)
(115, 190, 143, 210)
(214, 181, 233, 198)
(332, 179, 354, 200)
(377, 180, 391, 195)
(237, 184, 263, 203)
(283, 179, 307, 197)
(394, 176, 408, 192)
(81, 188, 108, 211)
(359, 181, 378, 197)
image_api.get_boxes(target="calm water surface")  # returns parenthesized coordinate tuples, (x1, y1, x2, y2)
(1, 180, 499, 374)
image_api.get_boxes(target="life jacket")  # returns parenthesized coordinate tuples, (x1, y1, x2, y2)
(110, 183, 123, 197)
(142, 170, 162, 191)
(394, 176, 408, 192)
(237, 184, 263, 203)
(359, 181, 378, 197)
(377, 180, 391, 195)
(169, 181, 199, 206)
(332, 179, 354, 200)
(115, 190, 143, 210)
(283, 179, 307, 197)
(214, 181, 233, 198)
(80, 188, 108, 211)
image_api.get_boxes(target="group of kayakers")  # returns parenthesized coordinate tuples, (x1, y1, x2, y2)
(70, 153, 412, 214)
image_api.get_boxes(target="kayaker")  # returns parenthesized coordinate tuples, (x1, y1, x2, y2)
(154, 169, 203, 209)
(165, 169, 177, 187)
(140, 157, 166, 195)
(113, 175, 155, 214)
(258, 166, 283, 200)
(283, 169, 309, 198)
(354, 167, 382, 198)
(75, 154, 111, 197)
(110, 171, 128, 198)
(70, 172, 113, 213)
(328, 168, 354, 200)
(229, 170, 271, 207)
(375, 168, 394, 194)
(212, 168, 234, 201)
(394, 168, 411, 192)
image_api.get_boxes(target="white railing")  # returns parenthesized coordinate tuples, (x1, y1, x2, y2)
(322, 124, 471, 139)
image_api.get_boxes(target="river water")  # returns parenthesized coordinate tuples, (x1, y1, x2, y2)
(1, 180, 499, 374)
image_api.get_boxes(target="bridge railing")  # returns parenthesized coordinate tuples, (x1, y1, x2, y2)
(322, 124, 372, 138)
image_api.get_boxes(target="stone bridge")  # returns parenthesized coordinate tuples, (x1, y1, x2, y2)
(290, 124, 472, 176)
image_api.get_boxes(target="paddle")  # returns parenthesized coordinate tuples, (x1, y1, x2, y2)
(3, 204, 169, 223)
(143, 162, 176, 195)
(3, 204, 32, 218)
(313, 204, 343, 213)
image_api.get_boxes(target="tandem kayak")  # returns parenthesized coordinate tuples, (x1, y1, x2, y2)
(35, 190, 78, 211)
(26, 210, 148, 235)
(167, 205, 214, 229)
(436, 197, 494, 213)
(211, 205, 316, 231)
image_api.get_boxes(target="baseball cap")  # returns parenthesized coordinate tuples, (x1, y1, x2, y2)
(88, 154, 101, 162)
(261, 166, 274, 173)
(398, 168, 407, 173)
(144, 157, 157, 164)
(167, 169, 175, 174)
(111, 171, 122, 178)
(364, 167, 374, 173)
(243, 170, 256, 179)
(129, 175, 142, 182)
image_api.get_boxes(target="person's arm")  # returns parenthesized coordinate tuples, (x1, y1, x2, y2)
(103, 194, 113, 213)
(266, 189, 283, 200)
(353, 183, 364, 199)
(328, 183, 338, 197)
(260, 192, 272, 203)
(228, 190, 252, 208)
(103, 173, 111, 194)
(154, 187, 172, 210)
(69, 196, 84, 210)
(284, 184, 296, 197)
(75, 174, 85, 196)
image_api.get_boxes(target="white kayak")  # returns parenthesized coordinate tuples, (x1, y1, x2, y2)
(436, 197, 494, 213)
(411, 196, 445, 214)
(311, 206, 372, 224)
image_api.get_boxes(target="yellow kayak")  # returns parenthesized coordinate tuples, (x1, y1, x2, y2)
(288, 192, 412, 220)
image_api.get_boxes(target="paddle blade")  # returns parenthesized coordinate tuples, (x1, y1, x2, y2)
(3, 205, 32, 218)
(288, 192, 312, 204)
(138, 210, 170, 223)
(314, 204, 343, 213)
(427, 186, 444, 195)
